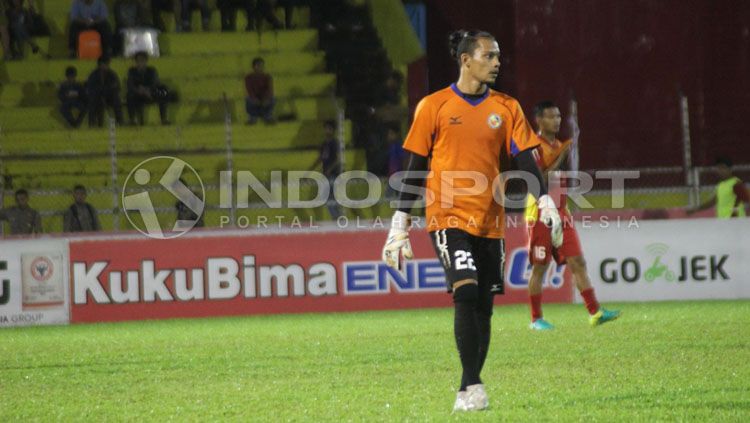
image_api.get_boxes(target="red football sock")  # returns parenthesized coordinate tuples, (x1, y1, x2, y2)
(581, 288, 600, 315)
(529, 294, 543, 321)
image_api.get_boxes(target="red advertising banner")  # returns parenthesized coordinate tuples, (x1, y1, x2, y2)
(68, 226, 573, 323)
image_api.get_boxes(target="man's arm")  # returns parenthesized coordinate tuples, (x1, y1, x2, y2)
(734, 181, 750, 215)
(32, 211, 42, 234)
(63, 209, 73, 232)
(688, 194, 716, 214)
(546, 143, 571, 176)
(396, 152, 428, 214)
(514, 149, 549, 197)
(94, 0, 109, 23)
(92, 207, 101, 231)
(70, 2, 87, 24)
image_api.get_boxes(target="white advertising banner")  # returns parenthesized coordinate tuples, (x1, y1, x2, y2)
(0, 239, 70, 327)
(576, 218, 750, 302)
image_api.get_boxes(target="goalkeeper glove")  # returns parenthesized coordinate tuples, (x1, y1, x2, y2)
(538, 194, 563, 248)
(382, 211, 414, 270)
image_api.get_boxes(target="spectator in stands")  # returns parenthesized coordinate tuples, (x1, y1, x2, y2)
(308, 120, 342, 219)
(277, 0, 303, 29)
(217, 0, 252, 32)
(127, 51, 170, 125)
(115, 0, 149, 29)
(374, 70, 407, 126)
(86, 55, 124, 127)
(175, 179, 205, 228)
(69, 0, 113, 58)
(244, 57, 275, 124)
(0, 189, 42, 235)
(63, 185, 101, 232)
(385, 123, 406, 177)
(0, 1, 10, 60)
(249, 0, 282, 30)
(58, 66, 88, 128)
(181, 0, 211, 32)
(689, 157, 750, 218)
(151, 0, 182, 32)
(6, 0, 41, 59)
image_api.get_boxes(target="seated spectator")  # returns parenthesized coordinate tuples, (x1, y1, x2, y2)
(86, 56, 124, 127)
(58, 66, 88, 128)
(175, 179, 205, 228)
(7, 0, 41, 59)
(244, 57, 275, 124)
(127, 51, 170, 125)
(69, 0, 113, 58)
(0, 189, 42, 235)
(0, 1, 10, 60)
(308, 120, 342, 219)
(63, 185, 101, 232)
(217, 0, 252, 32)
(181, 0, 211, 32)
(151, 0, 182, 32)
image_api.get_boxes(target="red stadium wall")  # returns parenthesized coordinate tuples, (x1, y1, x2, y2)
(419, 0, 750, 169)
(68, 227, 573, 323)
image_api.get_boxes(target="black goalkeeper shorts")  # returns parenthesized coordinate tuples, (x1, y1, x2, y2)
(429, 228, 505, 295)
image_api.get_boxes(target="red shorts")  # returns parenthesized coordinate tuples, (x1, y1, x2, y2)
(527, 208, 582, 266)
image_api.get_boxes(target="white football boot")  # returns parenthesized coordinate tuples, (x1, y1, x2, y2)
(464, 384, 489, 411)
(452, 391, 469, 412)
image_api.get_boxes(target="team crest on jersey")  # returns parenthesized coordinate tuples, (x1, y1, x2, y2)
(487, 113, 502, 129)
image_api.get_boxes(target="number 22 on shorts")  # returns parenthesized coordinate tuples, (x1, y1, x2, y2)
(455, 250, 476, 270)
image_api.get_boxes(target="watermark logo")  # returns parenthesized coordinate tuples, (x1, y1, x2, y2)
(122, 156, 205, 239)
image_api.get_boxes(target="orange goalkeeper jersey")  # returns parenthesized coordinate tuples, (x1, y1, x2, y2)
(402, 84, 540, 238)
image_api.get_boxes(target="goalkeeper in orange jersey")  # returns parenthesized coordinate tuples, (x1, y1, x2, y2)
(525, 101, 620, 330)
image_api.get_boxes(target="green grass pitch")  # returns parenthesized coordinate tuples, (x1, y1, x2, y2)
(1, 300, 748, 421)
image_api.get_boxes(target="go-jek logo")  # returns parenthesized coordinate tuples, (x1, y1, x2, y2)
(506, 248, 565, 289)
(122, 156, 205, 239)
(0, 259, 10, 305)
(599, 243, 729, 283)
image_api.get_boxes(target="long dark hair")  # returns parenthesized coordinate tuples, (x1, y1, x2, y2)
(448, 29, 496, 67)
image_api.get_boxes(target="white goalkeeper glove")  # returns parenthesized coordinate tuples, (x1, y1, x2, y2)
(538, 194, 563, 248)
(382, 211, 414, 270)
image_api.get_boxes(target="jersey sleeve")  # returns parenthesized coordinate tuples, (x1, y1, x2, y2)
(507, 100, 540, 157)
(402, 97, 437, 157)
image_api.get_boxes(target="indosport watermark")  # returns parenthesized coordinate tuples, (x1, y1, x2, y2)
(122, 156, 205, 239)
(122, 156, 641, 239)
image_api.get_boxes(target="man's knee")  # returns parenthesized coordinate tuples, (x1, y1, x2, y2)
(452, 279, 478, 303)
(568, 255, 586, 272)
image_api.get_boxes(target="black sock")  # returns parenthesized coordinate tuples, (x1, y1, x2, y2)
(476, 311, 491, 375)
(454, 284, 481, 391)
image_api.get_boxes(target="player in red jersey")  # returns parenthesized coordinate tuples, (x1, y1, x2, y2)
(525, 101, 620, 330)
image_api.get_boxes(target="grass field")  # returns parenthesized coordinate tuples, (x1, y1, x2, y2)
(1, 301, 748, 421)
